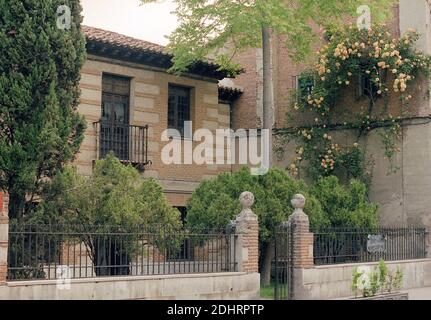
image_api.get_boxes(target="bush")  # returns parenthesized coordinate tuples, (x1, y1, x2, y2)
(186, 168, 379, 286)
(187, 167, 326, 241)
(310, 176, 378, 229)
(26, 154, 182, 276)
(33, 153, 181, 229)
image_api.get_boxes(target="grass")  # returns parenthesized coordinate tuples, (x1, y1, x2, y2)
(260, 283, 275, 299)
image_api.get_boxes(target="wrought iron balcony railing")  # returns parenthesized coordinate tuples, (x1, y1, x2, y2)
(93, 121, 151, 170)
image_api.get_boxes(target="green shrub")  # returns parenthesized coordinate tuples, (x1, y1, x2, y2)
(33, 153, 181, 229)
(310, 176, 378, 229)
(186, 168, 378, 286)
(25, 154, 183, 277)
(187, 167, 326, 241)
(351, 260, 404, 298)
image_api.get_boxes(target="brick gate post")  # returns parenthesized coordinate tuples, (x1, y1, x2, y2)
(0, 192, 9, 285)
(234, 191, 259, 273)
(288, 194, 314, 299)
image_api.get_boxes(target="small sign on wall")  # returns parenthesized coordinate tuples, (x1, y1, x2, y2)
(367, 235, 387, 253)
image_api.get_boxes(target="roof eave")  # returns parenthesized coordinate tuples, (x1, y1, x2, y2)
(86, 40, 229, 80)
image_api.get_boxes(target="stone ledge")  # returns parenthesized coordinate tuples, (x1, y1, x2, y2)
(6, 272, 250, 287)
(313, 258, 431, 270)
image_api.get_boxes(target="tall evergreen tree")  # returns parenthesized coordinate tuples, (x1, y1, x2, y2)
(0, 0, 86, 219)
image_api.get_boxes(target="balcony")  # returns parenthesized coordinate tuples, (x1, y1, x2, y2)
(93, 121, 151, 171)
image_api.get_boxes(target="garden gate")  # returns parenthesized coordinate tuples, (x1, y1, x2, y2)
(273, 225, 294, 300)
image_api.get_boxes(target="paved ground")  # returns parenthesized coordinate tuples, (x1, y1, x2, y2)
(406, 287, 431, 300)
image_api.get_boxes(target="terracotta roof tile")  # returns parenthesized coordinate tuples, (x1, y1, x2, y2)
(82, 25, 168, 55)
(82, 26, 233, 80)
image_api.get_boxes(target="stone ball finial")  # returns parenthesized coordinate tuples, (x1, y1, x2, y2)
(288, 194, 308, 224)
(239, 191, 255, 210)
(291, 194, 306, 210)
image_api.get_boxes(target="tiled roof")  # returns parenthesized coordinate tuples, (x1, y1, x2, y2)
(82, 26, 229, 80)
(218, 85, 243, 102)
(82, 26, 167, 55)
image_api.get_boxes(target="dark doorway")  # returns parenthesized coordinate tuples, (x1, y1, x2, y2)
(167, 207, 194, 261)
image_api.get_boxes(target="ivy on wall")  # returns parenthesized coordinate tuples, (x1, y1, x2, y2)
(276, 25, 431, 185)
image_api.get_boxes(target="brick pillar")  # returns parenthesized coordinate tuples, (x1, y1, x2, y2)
(288, 194, 314, 269)
(234, 191, 259, 273)
(287, 194, 314, 300)
(0, 192, 9, 285)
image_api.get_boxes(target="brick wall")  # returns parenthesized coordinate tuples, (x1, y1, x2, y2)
(231, 6, 406, 130)
(76, 58, 234, 206)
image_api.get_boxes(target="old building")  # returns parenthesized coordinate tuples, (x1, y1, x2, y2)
(231, 0, 431, 229)
(76, 26, 242, 208)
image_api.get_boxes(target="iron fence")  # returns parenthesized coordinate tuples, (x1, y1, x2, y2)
(7, 224, 237, 281)
(313, 227, 427, 265)
(93, 121, 150, 169)
(273, 225, 294, 300)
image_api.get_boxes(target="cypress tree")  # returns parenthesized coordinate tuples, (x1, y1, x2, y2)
(0, 0, 86, 219)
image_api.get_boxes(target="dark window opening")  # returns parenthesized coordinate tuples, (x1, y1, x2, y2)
(294, 74, 315, 105)
(359, 74, 379, 98)
(168, 85, 191, 137)
(167, 207, 194, 261)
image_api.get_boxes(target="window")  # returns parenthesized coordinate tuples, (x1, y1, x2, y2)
(168, 85, 191, 137)
(358, 74, 379, 98)
(102, 74, 130, 125)
(294, 74, 315, 103)
(100, 74, 131, 160)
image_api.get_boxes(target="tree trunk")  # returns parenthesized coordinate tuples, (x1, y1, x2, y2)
(8, 190, 25, 220)
(93, 236, 131, 276)
(261, 25, 273, 167)
(260, 241, 274, 287)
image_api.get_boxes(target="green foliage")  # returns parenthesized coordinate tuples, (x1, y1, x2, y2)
(351, 267, 361, 298)
(187, 168, 378, 241)
(26, 154, 183, 275)
(141, 0, 396, 75)
(310, 176, 378, 228)
(187, 167, 326, 242)
(392, 267, 404, 292)
(32, 154, 182, 231)
(378, 259, 389, 294)
(0, 0, 86, 219)
(367, 270, 380, 297)
(351, 260, 404, 298)
(281, 25, 431, 183)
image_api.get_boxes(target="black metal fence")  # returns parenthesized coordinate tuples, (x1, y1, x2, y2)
(313, 227, 428, 265)
(273, 225, 294, 300)
(8, 224, 237, 281)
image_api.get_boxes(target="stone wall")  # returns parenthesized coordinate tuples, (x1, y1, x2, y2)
(0, 272, 260, 300)
(0, 192, 261, 300)
(294, 258, 431, 300)
(274, 119, 431, 232)
(284, 194, 431, 300)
